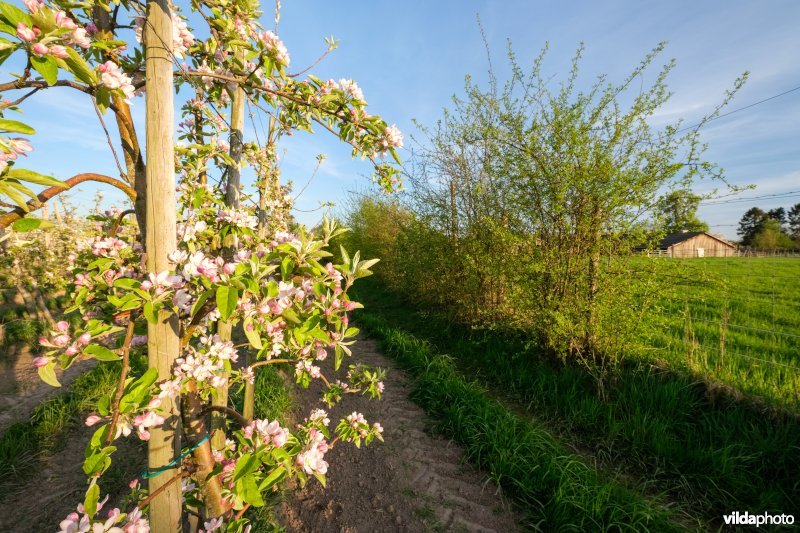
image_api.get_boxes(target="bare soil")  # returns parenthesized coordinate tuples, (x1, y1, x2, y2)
(280, 336, 519, 533)
(0, 335, 519, 532)
(0, 414, 144, 532)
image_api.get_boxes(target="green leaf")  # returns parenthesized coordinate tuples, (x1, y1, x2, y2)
(11, 217, 53, 232)
(89, 424, 110, 448)
(259, 467, 286, 492)
(280, 256, 295, 280)
(31, 55, 58, 85)
(97, 395, 111, 416)
(83, 483, 100, 517)
(232, 452, 258, 481)
(143, 301, 158, 323)
(0, 3, 30, 27)
(0, 118, 35, 135)
(281, 307, 301, 324)
(113, 278, 140, 290)
(83, 344, 120, 362)
(190, 289, 213, 318)
(82, 446, 115, 476)
(61, 47, 97, 84)
(236, 475, 264, 507)
(334, 345, 344, 371)
(38, 361, 61, 387)
(243, 319, 263, 349)
(215, 285, 238, 321)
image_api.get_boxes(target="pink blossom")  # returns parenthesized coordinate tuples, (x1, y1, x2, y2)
(85, 415, 102, 426)
(33, 356, 50, 367)
(16, 22, 36, 42)
(54, 10, 78, 30)
(31, 42, 48, 55)
(77, 333, 91, 346)
(55, 320, 70, 333)
(384, 124, 404, 149)
(98, 61, 135, 101)
(47, 44, 69, 58)
(22, 0, 43, 13)
(70, 27, 91, 49)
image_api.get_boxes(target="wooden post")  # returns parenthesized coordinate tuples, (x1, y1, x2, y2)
(213, 76, 246, 442)
(144, 0, 182, 529)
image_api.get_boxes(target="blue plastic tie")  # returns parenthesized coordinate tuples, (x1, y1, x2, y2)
(140, 434, 209, 479)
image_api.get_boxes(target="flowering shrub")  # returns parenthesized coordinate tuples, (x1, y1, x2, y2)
(0, 0, 403, 530)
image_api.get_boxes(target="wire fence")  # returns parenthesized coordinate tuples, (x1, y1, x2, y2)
(640, 251, 800, 408)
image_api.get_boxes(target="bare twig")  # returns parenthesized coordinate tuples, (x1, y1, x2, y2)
(105, 313, 138, 446)
(139, 470, 189, 508)
(204, 405, 249, 427)
(92, 97, 127, 180)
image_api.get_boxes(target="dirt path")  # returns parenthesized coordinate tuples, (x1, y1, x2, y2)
(0, 344, 95, 435)
(280, 336, 519, 533)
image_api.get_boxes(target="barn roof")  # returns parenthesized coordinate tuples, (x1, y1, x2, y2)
(655, 231, 736, 250)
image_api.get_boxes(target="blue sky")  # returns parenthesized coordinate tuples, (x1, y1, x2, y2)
(4, 0, 799, 239)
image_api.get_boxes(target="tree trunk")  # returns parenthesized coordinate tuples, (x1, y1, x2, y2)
(144, 0, 182, 529)
(213, 76, 246, 443)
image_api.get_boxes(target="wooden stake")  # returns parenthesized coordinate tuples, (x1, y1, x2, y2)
(144, 0, 182, 529)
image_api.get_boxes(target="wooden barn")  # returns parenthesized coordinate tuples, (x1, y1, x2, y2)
(653, 231, 737, 258)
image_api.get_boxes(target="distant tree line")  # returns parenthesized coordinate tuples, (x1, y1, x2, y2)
(737, 204, 800, 249)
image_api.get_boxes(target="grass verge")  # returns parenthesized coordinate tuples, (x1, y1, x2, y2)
(353, 279, 800, 527)
(0, 361, 121, 481)
(357, 309, 686, 531)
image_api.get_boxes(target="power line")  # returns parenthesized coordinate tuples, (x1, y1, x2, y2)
(677, 84, 800, 133)
(699, 190, 800, 206)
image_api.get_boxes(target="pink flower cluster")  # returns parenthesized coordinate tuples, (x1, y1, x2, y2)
(243, 418, 289, 448)
(295, 359, 321, 379)
(91, 236, 128, 257)
(58, 496, 149, 533)
(140, 270, 184, 295)
(98, 61, 135, 101)
(53, 10, 90, 48)
(338, 79, 366, 103)
(382, 124, 404, 151)
(308, 408, 330, 427)
(176, 251, 230, 283)
(36, 321, 91, 365)
(216, 208, 258, 230)
(0, 137, 33, 173)
(171, 13, 194, 58)
(167, 336, 239, 394)
(296, 429, 329, 475)
(178, 219, 208, 242)
(133, 13, 194, 58)
(258, 30, 290, 67)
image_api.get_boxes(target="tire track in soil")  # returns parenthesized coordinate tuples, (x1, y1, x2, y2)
(280, 336, 519, 533)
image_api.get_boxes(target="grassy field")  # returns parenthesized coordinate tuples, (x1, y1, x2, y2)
(638, 257, 800, 410)
(353, 278, 800, 528)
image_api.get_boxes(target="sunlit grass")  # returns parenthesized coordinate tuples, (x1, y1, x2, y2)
(354, 278, 800, 527)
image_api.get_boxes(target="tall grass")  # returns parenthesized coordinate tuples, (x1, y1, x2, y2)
(353, 279, 800, 525)
(638, 257, 800, 408)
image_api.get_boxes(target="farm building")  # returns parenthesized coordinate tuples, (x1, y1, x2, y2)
(653, 231, 737, 257)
